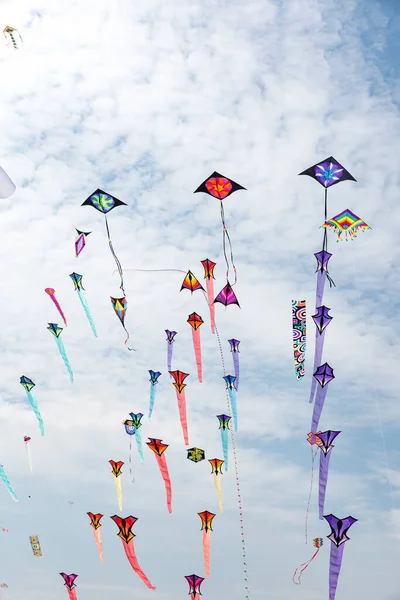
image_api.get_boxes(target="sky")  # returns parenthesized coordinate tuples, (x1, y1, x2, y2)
(0, 0, 399, 599)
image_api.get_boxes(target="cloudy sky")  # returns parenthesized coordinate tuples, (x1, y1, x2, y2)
(0, 0, 399, 599)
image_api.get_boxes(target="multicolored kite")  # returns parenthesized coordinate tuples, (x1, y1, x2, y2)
(187, 313, 204, 383)
(309, 306, 333, 404)
(292, 301, 306, 379)
(223, 375, 238, 432)
(201, 259, 216, 333)
(69, 273, 97, 337)
(47, 324, 74, 383)
(24, 436, 33, 473)
(75, 229, 91, 258)
(110, 297, 134, 351)
(209, 458, 224, 513)
(293, 537, 323, 584)
(181, 270, 204, 294)
(165, 330, 177, 373)
(170, 370, 190, 445)
(29, 535, 42, 557)
(60, 573, 78, 600)
(148, 370, 161, 419)
(324, 514, 357, 600)
(187, 448, 205, 463)
(322, 209, 370, 241)
(45, 288, 67, 327)
(185, 574, 204, 599)
(0, 164, 16, 199)
(310, 364, 335, 433)
(20, 376, 44, 436)
(198, 510, 215, 579)
(124, 413, 144, 467)
(227, 339, 240, 390)
(87, 512, 104, 563)
(109, 460, 124, 512)
(3, 26, 23, 49)
(146, 438, 172, 513)
(216, 415, 230, 471)
(111, 516, 156, 590)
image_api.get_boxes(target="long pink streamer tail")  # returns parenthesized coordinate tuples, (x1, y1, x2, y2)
(203, 529, 211, 579)
(292, 548, 320, 584)
(66, 589, 78, 600)
(191, 328, 203, 383)
(124, 540, 156, 590)
(93, 529, 104, 564)
(155, 453, 172, 513)
(205, 279, 215, 334)
(176, 389, 189, 445)
(45, 289, 68, 326)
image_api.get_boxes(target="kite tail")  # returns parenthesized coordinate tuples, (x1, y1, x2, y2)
(155, 453, 172, 513)
(328, 542, 344, 600)
(292, 547, 321, 585)
(202, 529, 211, 579)
(205, 278, 215, 334)
(124, 540, 156, 590)
(315, 271, 327, 309)
(77, 289, 98, 337)
(220, 201, 237, 285)
(46, 290, 68, 327)
(128, 441, 134, 482)
(66, 589, 78, 600)
(309, 329, 326, 404)
(148, 383, 156, 419)
(318, 450, 332, 520)
(114, 476, 123, 512)
(93, 528, 104, 564)
(135, 429, 145, 464)
(310, 385, 329, 433)
(191, 328, 203, 383)
(0, 466, 18, 502)
(55, 337, 74, 383)
(176, 389, 189, 445)
(221, 429, 229, 472)
(213, 473, 223, 513)
(105, 215, 126, 297)
(27, 390, 44, 436)
(305, 445, 318, 544)
(232, 352, 240, 390)
(122, 324, 135, 352)
(228, 388, 238, 432)
(25, 443, 33, 473)
(167, 343, 173, 374)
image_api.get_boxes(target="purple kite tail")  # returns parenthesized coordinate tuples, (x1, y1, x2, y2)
(167, 344, 173, 375)
(232, 353, 239, 391)
(309, 330, 326, 403)
(316, 271, 326, 308)
(310, 385, 329, 433)
(329, 542, 344, 600)
(318, 450, 332, 520)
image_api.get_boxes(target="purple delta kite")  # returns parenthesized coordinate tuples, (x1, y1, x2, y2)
(310, 363, 334, 433)
(309, 305, 333, 403)
(165, 330, 177, 374)
(227, 339, 240, 389)
(324, 514, 357, 600)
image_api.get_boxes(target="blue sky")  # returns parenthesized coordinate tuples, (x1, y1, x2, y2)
(0, 0, 400, 599)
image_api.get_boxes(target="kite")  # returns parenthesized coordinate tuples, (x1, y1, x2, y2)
(111, 515, 156, 590)
(170, 370, 190, 445)
(180, 270, 204, 294)
(75, 229, 91, 258)
(20, 376, 44, 435)
(185, 574, 204, 599)
(198, 511, 215, 579)
(223, 375, 238, 432)
(110, 297, 134, 351)
(69, 273, 97, 337)
(29, 535, 42, 557)
(109, 460, 124, 512)
(187, 448, 205, 463)
(45, 288, 67, 327)
(292, 301, 306, 379)
(214, 282, 240, 307)
(146, 438, 172, 513)
(60, 574, 78, 600)
(3, 26, 23, 49)
(194, 172, 245, 286)
(148, 370, 161, 418)
(47, 324, 74, 383)
(24, 436, 33, 473)
(315, 431, 340, 520)
(209, 458, 224, 512)
(165, 330, 177, 373)
(187, 313, 204, 383)
(201, 258, 216, 333)
(227, 339, 240, 390)
(310, 363, 335, 433)
(124, 413, 144, 467)
(216, 415, 231, 471)
(1, 528, 8, 532)
(309, 306, 333, 404)
(0, 164, 16, 199)
(324, 514, 357, 600)
(293, 537, 323, 584)
(322, 209, 371, 241)
(87, 512, 104, 564)
(0, 584, 8, 588)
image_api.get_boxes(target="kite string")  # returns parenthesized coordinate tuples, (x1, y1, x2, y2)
(214, 321, 249, 600)
(105, 215, 126, 296)
(220, 202, 237, 286)
(305, 445, 318, 544)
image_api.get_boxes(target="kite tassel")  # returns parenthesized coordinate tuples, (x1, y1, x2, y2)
(149, 383, 156, 419)
(135, 429, 145, 465)
(227, 388, 238, 432)
(221, 429, 229, 472)
(213, 473, 223, 513)
(77, 289, 98, 337)
(56, 337, 74, 383)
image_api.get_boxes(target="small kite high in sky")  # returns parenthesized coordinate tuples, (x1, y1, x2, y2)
(24, 436, 33, 473)
(187, 313, 204, 383)
(292, 301, 306, 380)
(75, 229, 91, 257)
(324, 514, 357, 600)
(69, 273, 97, 337)
(3, 26, 23, 49)
(29, 535, 42, 557)
(87, 512, 104, 563)
(0, 164, 16, 198)
(45, 287, 67, 327)
(147, 438, 172, 513)
(47, 324, 74, 383)
(223, 375, 238, 432)
(185, 574, 204, 600)
(198, 510, 215, 579)
(216, 415, 231, 471)
(170, 370, 190, 445)
(109, 460, 124, 512)
(201, 259, 216, 333)
(165, 330, 177, 374)
(209, 458, 224, 512)
(111, 515, 156, 590)
(187, 447, 205, 463)
(227, 339, 240, 390)
(60, 573, 78, 600)
(124, 413, 144, 467)
(20, 376, 44, 436)
(322, 209, 371, 241)
(148, 370, 161, 419)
